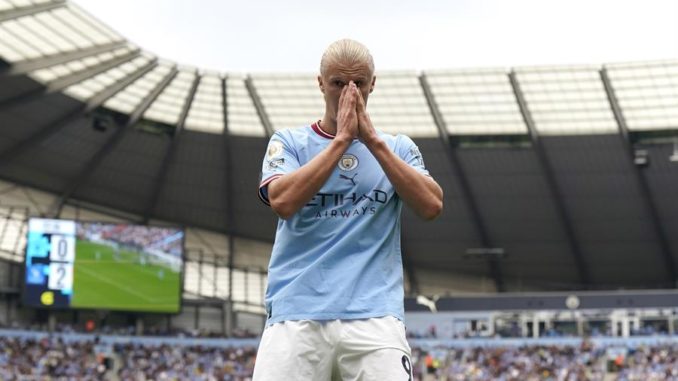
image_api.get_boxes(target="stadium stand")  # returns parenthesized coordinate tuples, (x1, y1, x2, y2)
(0, 0, 677, 295)
(4, 329, 678, 380)
(0, 1, 677, 380)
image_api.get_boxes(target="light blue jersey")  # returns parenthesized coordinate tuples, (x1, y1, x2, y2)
(258, 122, 429, 325)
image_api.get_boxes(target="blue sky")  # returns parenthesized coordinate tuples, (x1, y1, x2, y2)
(76, 0, 677, 73)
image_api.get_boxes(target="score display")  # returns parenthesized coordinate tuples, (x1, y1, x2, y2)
(23, 218, 184, 313)
(24, 219, 77, 308)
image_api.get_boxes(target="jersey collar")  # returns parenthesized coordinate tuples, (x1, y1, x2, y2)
(311, 120, 335, 139)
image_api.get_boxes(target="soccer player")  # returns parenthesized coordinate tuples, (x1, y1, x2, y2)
(255, 39, 443, 380)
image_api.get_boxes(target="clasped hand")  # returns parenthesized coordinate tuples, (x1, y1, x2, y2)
(335, 81, 376, 145)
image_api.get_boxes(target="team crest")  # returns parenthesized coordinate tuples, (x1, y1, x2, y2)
(338, 154, 358, 171)
(267, 140, 283, 159)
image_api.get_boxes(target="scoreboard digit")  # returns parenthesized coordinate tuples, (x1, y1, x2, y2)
(24, 218, 77, 308)
(47, 263, 74, 291)
(49, 234, 75, 263)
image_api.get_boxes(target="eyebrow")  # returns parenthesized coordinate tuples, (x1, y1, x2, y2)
(329, 76, 368, 82)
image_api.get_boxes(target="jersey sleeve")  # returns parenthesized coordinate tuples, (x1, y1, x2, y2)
(396, 134, 430, 177)
(258, 131, 300, 206)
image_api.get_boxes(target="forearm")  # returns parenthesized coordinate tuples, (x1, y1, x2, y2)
(267, 137, 351, 219)
(366, 138, 443, 220)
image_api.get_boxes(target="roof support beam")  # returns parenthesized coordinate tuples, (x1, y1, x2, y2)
(0, 50, 140, 111)
(600, 67, 677, 287)
(244, 76, 274, 137)
(48, 66, 178, 217)
(509, 71, 591, 288)
(419, 73, 504, 292)
(141, 70, 200, 223)
(1, 41, 129, 76)
(222, 76, 236, 336)
(0, 60, 157, 166)
(0, 0, 66, 23)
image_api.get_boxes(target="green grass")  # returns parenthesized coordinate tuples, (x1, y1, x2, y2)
(71, 240, 181, 313)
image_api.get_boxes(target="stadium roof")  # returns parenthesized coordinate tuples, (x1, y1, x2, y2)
(1, 0, 677, 293)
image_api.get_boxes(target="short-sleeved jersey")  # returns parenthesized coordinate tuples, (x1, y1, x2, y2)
(258, 122, 429, 325)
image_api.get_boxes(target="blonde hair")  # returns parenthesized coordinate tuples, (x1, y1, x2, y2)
(320, 39, 375, 77)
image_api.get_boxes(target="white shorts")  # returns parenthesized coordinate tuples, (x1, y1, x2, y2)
(252, 316, 413, 381)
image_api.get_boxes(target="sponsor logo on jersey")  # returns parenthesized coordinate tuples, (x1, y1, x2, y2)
(410, 147, 424, 167)
(338, 154, 358, 171)
(339, 173, 357, 186)
(267, 158, 285, 170)
(306, 190, 388, 207)
(306, 189, 389, 219)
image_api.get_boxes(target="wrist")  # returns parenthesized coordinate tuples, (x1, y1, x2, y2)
(332, 134, 353, 149)
(362, 131, 382, 149)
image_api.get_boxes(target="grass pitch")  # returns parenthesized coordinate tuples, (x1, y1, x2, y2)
(71, 241, 181, 313)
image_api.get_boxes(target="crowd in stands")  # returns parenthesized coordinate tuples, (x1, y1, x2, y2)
(3, 335, 678, 380)
(0, 337, 104, 380)
(412, 343, 678, 381)
(413, 343, 603, 381)
(0, 336, 256, 380)
(117, 343, 256, 380)
(4, 322, 678, 380)
(78, 223, 182, 257)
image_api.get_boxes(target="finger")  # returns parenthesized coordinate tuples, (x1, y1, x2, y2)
(348, 82, 358, 106)
(338, 84, 348, 108)
(354, 86, 365, 113)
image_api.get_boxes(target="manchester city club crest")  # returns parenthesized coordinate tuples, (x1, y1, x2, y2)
(338, 154, 358, 171)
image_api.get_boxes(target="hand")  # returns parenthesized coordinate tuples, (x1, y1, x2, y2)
(335, 82, 358, 142)
(354, 85, 378, 146)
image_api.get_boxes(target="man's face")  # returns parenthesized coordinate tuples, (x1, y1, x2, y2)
(318, 60, 375, 122)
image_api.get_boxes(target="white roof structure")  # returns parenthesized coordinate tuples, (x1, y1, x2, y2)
(1, 1, 676, 138)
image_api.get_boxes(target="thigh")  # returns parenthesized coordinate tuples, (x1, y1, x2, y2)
(335, 316, 414, 381)
(253, 320, 334, 381)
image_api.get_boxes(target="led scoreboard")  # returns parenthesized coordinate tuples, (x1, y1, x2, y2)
(24, 218, 76, 308)
(23, 218, 184, 313)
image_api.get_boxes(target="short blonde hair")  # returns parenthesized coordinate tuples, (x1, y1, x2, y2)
(320, 39, 375, 77)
